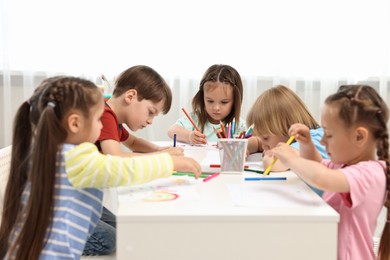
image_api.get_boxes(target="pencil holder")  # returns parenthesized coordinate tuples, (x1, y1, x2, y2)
(218, 138, 248, 174)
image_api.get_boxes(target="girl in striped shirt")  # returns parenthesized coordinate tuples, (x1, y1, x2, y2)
(0, 76, 201, 259)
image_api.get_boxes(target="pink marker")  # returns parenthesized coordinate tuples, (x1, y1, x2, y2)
(203, 172, 220, 182)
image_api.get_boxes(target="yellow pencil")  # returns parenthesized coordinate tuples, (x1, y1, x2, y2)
(263, 135, 295, 175)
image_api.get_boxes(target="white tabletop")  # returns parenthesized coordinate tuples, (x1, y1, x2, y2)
(117, 171, 337, 222)
(116, 142, 339, 260)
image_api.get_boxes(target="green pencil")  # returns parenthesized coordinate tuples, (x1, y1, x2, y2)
(244, 168, 264, 174)
(172, 172, 209, 178)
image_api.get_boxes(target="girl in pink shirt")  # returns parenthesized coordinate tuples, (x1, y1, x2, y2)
(270, 85, 390, 260)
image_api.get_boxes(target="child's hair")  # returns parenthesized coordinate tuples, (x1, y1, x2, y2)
(324, 85, 390, 260)
(247, 85, 319, 137)
(0, 76, 102, 259)
(192, 64, 243, 133)
(112, 65, 172, 114)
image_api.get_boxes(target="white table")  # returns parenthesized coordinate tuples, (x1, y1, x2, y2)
(116, 143, 339, 260)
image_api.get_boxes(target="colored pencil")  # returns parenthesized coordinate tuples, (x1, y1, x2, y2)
(173, 134, 177, 147)
(213, 127, 223, 139)
(101, 74, 113, 89)
(244, 124, 254, 137)
(263, 135, 295, 175)
(210, 164, 249, 169)
(220, 121, 227, 138)
(172, 172, 208, 178)
(203, 172, 220, 182)
(244, 177, 287, 181)
(181, 108, 200, 132)
(244, 168, 264, 174)
(231, 118, 235, 137)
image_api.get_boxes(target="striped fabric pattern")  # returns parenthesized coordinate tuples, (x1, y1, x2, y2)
(65, 142, 173, 188)
(7, 142, 174, 259)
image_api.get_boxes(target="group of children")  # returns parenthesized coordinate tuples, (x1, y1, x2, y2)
(0, 64, 389, 260)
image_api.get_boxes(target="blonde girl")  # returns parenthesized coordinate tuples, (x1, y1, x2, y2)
(246, 85, 328, 170)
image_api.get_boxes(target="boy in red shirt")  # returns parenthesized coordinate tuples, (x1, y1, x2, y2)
(83, 65, 183, 256)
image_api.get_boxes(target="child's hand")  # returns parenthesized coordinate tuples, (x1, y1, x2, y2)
(189, 130, 207, 145)
(262, 150, 274, 167)
(171, 156, 202, 178)
(289, 123, 312, 144)
(269, 143, 299, 166)
(163, 146, 184, 156)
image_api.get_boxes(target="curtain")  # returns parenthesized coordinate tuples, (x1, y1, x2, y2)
(1, 0, 390, 148)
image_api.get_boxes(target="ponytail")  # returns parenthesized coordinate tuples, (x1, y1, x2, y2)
(0, 101, 32, 258)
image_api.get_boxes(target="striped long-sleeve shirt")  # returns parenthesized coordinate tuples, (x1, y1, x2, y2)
(8, 142, 173, 259)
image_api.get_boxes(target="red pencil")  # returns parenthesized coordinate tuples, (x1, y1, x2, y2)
(210, 164, 249, 169)
(182, 108, 201, 132)
(220, 121, 227, 138)
(213, 127, 223, 139)
(203, 172, 220, 182)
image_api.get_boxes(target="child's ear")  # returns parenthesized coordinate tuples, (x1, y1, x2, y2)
(67, 113, 81, 134)
(124, 89, 137, 104)
(355, 126, 368, 145)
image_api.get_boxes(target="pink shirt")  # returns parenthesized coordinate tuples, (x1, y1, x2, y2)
(322, 160, 386, 260)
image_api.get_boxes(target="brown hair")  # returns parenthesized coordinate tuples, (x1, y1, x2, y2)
(325, 85, 390, 260)
(0, 76, 102, 259)
(247, 85, 319, 137)
(113, 65, 172, 114)
(192, 64, 243, 133)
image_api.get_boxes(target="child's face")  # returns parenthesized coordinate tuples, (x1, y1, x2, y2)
(320, 104, 359, 164)
(203, 82, 234, 124)
(125, 98, 165, 131)
(79, 100, 104, 143)
(257, 133, 288, 151)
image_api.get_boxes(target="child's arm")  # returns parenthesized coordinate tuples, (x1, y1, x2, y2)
(247, 136, 263, 154)
(65, 143, 201, 189)
(270, 143, 349, 192)
(101, 134, 184, 156)
(167, 124, 207, 145)
(123, 133, 166, 153)
(289, 123, 322, 162)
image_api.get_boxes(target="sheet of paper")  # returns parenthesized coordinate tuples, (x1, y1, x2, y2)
(227, 181, 321, 208)
(117, 176, 201, 202)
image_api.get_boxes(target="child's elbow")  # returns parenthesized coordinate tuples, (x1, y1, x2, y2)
(167, 125, 176, 138)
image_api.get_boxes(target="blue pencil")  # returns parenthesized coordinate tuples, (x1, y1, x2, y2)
(244, 124, 254, 137)
(173, 134, 177, 147)
(244, 177, 287, 181)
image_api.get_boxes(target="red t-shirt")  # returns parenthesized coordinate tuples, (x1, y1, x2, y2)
(95, 103, 129, 152)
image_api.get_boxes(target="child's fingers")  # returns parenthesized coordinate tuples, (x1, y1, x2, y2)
(172, 157, 201, 175)
(191, 131, 207, 144)
(194, 130, 206, 138)
(168, 147, 184, 156)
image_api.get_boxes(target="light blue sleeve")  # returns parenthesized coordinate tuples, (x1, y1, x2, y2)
(175, 112, 199, 131)
(290, 128, 328, 158)
(236, 118, 247, 134)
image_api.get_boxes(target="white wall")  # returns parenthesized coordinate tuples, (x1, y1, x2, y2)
(1, 73, 390, 148)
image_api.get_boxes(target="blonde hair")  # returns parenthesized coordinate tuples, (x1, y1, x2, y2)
(247, 85, 319, 137)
